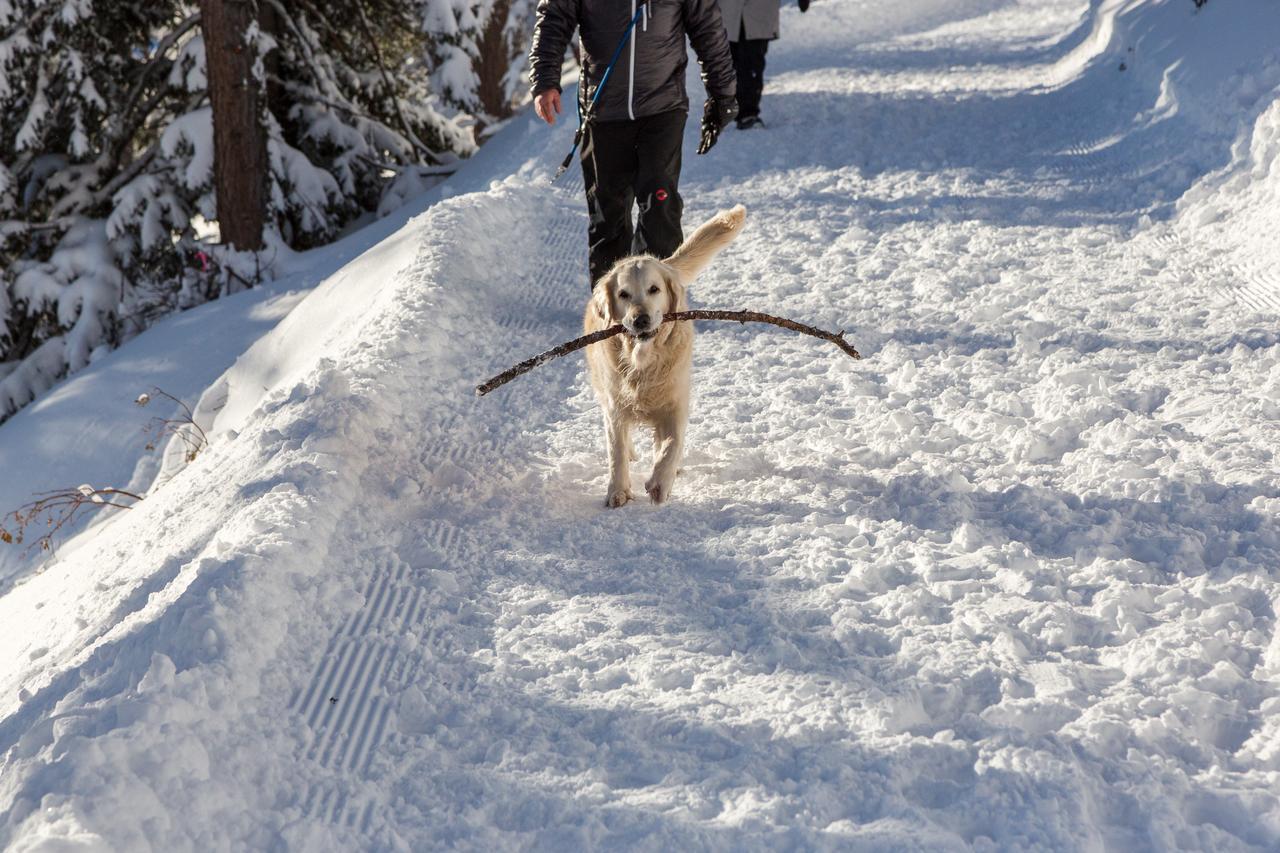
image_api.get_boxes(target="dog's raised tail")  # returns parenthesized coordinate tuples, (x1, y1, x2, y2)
(664, 204, 747, 283)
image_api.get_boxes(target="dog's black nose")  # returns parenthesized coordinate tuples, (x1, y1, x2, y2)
(633, 314, 650, 330)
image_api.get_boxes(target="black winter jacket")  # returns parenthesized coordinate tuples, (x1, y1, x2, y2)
(529, 0, 736, 123)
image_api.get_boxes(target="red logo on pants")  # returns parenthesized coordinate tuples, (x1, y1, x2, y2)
(655, 189, 668, 201)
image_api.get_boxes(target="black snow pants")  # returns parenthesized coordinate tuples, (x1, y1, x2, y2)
(729, 35, 769, 120)
(580, 108, 687, 287)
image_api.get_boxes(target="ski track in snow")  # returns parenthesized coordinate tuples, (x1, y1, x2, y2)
(3, 0, 1280, 850)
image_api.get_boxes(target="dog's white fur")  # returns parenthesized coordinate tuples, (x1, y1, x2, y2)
(584, 204, 747, 507)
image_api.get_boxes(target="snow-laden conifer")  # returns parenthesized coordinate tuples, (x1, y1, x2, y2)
(0, 0, 506, 423)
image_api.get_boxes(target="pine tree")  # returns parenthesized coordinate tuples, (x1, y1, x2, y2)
(0, 0, 511, 423)
(420, 0, 537, 128)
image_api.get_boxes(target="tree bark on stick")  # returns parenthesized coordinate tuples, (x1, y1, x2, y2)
(201, 0, 268, 251)
(476, 310, 861, 396)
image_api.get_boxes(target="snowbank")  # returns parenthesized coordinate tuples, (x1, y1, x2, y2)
(1170, 81, 1280, 311)
(0, 175, 558, 850)
(0, 128, 541, 586)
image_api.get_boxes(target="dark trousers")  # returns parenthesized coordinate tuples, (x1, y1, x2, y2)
(580, 109, 687, 286)
(729, 37, 769, 120)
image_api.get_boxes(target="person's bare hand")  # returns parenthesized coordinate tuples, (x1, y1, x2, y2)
(535, 90, 562, 125)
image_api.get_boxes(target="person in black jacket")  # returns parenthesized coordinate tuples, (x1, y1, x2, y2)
(529, 0, 738, 288)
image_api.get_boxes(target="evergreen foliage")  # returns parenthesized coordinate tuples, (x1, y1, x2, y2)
(0, 0, 534, 421)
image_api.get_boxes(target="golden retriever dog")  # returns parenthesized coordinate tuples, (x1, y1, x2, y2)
(584, 205, 747, 507)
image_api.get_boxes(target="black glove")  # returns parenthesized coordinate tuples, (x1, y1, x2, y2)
(696, 96, 739, 155)
(798, 0, 809, 10)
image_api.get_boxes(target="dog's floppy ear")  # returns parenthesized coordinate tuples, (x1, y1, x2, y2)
(663, 204, 746, 285)
(663, 265, 687, 313)
(591, 273, 615, 324)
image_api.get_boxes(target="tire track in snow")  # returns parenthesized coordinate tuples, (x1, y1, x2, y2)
(1152, 231, 1280, 314)
(288, 178, 588, 836)
(1233, 258, 1280, 312)
(1052, 129, 1167, 201)
(288, 550, 419, 828)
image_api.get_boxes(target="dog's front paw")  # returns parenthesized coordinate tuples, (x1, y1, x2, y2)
(605, 486, 633, 508)
(645, 473, 675, 504)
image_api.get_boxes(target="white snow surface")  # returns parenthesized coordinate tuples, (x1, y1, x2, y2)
(3, 0, 1280, 849)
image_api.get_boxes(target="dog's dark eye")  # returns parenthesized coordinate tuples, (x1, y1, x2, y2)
(618, 291, 629, 300)
(649, 285, 659, 294)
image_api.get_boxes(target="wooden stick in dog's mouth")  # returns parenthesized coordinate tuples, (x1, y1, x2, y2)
(475, 309, 861, 397)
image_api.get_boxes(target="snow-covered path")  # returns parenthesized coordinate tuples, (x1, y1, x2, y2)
(3, 0, 1280, 850)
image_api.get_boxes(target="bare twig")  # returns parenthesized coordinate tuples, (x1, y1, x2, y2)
(476, 309, 861, 397)
(0, 386, 207, 558)
(1, 486, 144, 557)
(138, 387, 208, 463)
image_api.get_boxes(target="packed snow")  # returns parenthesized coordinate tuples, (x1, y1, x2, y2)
(2, 0, 1280, 849)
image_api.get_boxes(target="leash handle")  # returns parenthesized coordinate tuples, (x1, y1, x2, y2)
(552, 4, 647, 183)
(554, 126, 584, 181)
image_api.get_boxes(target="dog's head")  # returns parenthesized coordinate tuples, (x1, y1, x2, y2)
(591, 257, 686, 342)
(590, 204, 747, 342)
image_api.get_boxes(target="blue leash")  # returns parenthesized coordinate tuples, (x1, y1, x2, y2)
(554, 3, 647, 182)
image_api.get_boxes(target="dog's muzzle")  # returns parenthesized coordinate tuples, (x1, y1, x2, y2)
(628, 313, 659, 341)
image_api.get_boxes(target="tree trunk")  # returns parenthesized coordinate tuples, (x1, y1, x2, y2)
(474, 0, 513, 123)
(201, 0, 267, 252)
